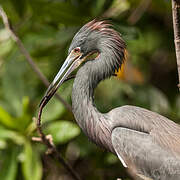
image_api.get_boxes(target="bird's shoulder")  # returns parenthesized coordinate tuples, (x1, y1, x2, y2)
(108, 105, 178, 132)
(108, 105, 163, 133)
(108, 105, 180, 155)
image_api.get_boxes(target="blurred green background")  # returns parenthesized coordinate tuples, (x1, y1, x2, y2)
(0, 0, 179, 179)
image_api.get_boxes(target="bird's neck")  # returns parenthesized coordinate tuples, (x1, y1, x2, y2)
(72, 53, 116, 152)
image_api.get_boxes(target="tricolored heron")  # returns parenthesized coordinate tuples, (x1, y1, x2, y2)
(40, 20, 180, 180)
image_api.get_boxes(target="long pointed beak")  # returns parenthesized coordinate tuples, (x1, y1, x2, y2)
(40, 51, 83, 107)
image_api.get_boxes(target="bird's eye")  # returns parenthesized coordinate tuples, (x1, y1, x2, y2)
(74, 47, 80, 53)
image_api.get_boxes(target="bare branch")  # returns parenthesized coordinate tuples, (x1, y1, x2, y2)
(0, 5, 80, 180)
(0, 5, 72, 111)
(34, 98, 81, 180)
(172, 0, 180, 90)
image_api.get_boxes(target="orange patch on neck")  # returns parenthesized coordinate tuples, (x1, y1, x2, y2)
(115, 63, 125, 79)
(115, 49, 144, 84)
(115, 49, 127, 79)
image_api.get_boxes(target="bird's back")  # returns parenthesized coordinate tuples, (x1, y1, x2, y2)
(108, 105, 180, 179)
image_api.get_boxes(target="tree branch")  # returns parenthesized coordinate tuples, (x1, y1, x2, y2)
(0, 5, 72, 111)
(0, 5, 81, 180)
(32, 99, 81, 180)
(172, 0, 180, 90)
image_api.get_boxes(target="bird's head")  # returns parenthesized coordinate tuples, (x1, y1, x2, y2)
(40, 19, 126, 107)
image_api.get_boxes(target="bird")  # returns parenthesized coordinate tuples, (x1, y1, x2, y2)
(40, 20, 180, 180)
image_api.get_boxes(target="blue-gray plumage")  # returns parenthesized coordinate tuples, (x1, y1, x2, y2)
(41, 20, 180, 180)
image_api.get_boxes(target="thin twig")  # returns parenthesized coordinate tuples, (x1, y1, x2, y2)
(128, 0, 152, 25)
(0, 5, 72, 111)
(33, 99, 81, 180)
(172, 0, 180, 90)
(0, 5, 80, 180)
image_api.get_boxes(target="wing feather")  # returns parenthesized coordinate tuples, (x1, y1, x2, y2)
(111, 127, 180, 180)
(109, 105, 180, 156)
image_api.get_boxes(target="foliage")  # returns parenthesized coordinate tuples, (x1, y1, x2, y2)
(0, 0, 179, 179)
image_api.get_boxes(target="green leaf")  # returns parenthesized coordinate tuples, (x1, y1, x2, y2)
(22, 96, 29, 114)
(0, 126, 25, 145)
(0, 38, 14, 57)
(0, 98, 31, 131)
(0, 106, 16, 128)
(25, 121, 37, 136)
(0, 148, 18, 180)
(16, 97, 32, 131)
(45, 121, 80, 144)
(105, 153, 118, 164)
(0, 139, 7, 149)
(22, 141, 42, 180)
(0, 29, 11, 42)
(1, 56, 28, 116)
(42, 98, 65, 122)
